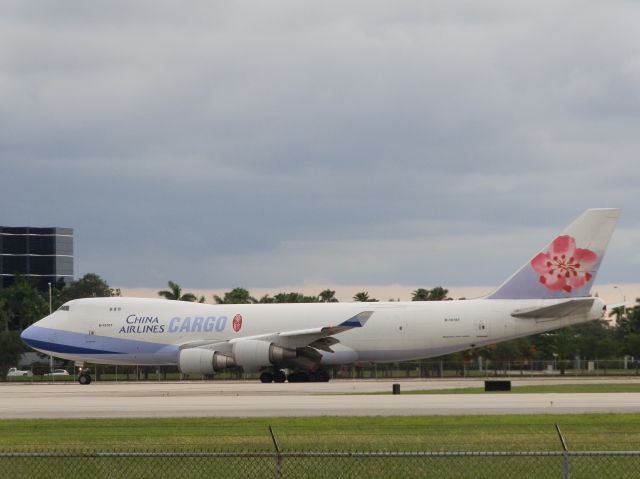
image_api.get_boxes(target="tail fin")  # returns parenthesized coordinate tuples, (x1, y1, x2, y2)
(487, 208, 620, 300)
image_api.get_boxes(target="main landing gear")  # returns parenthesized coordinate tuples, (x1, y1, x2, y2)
(260, 371, 284, 383)
(260, 370, 330, 383)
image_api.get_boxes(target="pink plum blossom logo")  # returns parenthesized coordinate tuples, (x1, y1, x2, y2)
(530, 235, 598, 293)
(232, 314, 243, 332)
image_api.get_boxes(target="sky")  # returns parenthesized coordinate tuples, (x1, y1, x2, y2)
(2, 1, 640, 293)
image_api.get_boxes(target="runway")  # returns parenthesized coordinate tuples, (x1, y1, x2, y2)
(2, 379, 640, 419)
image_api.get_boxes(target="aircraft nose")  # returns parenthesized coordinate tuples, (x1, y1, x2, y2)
(20, 324, 37, 346)
(20, 321, 48, 349)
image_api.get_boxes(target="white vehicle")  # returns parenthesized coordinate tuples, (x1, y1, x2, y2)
(43, 369, 69, 376)
(7, 367, 33, 377)
(20, 209, 620, 385)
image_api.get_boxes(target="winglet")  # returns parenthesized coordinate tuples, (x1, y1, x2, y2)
(339, 311, 374, 328)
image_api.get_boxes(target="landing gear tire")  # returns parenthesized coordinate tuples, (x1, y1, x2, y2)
(273, 370, 287, 383)
(78, 373, 92, 385)
(287, 372, 309, 383)
(260, 372, 274, 383)
(287, 372, 300, 383)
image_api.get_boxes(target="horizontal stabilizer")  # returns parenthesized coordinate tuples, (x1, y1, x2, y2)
(511, 298, 597, 320)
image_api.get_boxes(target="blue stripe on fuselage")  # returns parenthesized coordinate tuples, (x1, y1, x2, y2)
(22, 337, 121, 355)
(21, 325, 179, 360)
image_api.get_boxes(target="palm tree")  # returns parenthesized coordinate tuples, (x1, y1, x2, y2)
(428, 286, 449, 301)
(353, 291, 377, 302)
(319, 289, 339, 303)
(213, 287, 257, 304)
(411, 288, 430, 301)
(412, 287, 450, 301)
(272, 292, 318, 303)
(157, 281, 197, 302)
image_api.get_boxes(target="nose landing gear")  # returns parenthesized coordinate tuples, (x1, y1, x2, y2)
(78, 369, 92, 385)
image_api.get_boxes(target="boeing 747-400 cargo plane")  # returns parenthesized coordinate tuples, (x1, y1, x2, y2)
(21, 208, 620, 384)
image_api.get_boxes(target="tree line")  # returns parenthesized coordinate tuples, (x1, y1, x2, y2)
(157, 282, 450, 304)
(2, 274, 640, 375)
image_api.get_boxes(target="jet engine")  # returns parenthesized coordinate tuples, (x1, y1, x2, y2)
(231, 339, 297, 372)
(178, 348, 236, 375)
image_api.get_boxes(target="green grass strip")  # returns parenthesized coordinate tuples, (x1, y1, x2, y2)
(2, 414, 640, 452)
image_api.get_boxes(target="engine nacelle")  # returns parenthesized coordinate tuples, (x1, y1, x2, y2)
(178, 348, 236, 376)
(231, 340, 297, 372)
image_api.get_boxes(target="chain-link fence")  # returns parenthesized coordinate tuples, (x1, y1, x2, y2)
(332, 358, 640, 379)
(8, 358, 640, 383)
(1, 450, 639, 478)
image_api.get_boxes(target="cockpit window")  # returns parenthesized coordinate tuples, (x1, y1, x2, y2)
(57, 305, 70, 311)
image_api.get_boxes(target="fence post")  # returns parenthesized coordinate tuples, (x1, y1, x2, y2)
(269, 425, 283, 479)
(555, 424, 570, 479)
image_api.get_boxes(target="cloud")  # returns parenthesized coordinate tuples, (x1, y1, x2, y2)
(1, 1, 639, 288)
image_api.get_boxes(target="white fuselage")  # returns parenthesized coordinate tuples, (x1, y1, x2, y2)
(23, 296, 605, 367)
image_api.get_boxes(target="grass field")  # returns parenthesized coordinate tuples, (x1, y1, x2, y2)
(2, 414, 640, 452)
(2, 415, 640, 478)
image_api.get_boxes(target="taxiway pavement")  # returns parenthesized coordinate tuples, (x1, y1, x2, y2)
(2, 378, 640, 419)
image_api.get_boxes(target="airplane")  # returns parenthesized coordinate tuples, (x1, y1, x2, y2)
(21, 208, 620, 385)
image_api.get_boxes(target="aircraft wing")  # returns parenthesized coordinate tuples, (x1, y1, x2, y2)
(180, 311, 373, 353)
(278, 310, 373, 337)
(229, 310, 374, 350)
(510, 298, 596, 321)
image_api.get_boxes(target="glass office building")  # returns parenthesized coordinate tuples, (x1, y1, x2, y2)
(0, 227, 74, 290)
